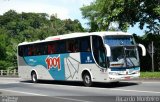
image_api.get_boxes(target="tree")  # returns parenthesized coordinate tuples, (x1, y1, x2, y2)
(0, 28, 8, 60)
(64, 19, 84, 33)
(81, 0, 160, 34)
(0, 10, 85, 70)
(0, 29, 11, 70)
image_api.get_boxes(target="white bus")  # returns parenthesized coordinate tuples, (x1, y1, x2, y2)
(17, 31, 146, 86)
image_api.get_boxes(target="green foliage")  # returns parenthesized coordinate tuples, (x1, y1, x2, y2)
(0, 44, 6, 60)
(142, 34, 160, 71)
(81, 0, 160, 34)
(0, 61, 6, 70)
(133, 34, 160, 71)
(0, 29, 8, 60)
(0, 10, 85, 70)
(140, 72, 160, 78)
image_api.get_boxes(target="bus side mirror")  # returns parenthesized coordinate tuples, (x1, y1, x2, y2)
(105, 44, 111, 57)
(138, 44, 146, 56)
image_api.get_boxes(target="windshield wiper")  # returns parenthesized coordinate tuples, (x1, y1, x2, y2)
(125, 49, 135, 67)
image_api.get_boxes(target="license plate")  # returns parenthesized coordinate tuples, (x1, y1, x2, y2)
(125, 76, 130, 80)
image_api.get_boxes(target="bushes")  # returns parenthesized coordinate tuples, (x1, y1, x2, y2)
(0, 60, 13, 70)
(140, 72, 160, 78)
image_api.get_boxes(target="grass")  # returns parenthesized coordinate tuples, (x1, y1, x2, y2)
(140, 72, 160, 78)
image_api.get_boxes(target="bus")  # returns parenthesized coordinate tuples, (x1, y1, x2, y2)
(17, 31, 146, 86)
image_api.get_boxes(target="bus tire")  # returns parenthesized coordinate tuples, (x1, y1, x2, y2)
(31, 71, 38, 83)
(82, 73, 92, 87)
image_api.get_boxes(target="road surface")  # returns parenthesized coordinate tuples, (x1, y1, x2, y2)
(0, 77, 160, 102)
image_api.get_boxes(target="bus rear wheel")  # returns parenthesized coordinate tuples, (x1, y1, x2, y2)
(83, 73, 92, 87)
(31, 72, 38, 83)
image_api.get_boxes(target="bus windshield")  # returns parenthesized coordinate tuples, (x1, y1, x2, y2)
(104, 36, 139, 68)
(104, 36, 134, 46)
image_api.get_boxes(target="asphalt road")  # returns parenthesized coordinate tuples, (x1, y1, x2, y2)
(0, 77, 160, 102)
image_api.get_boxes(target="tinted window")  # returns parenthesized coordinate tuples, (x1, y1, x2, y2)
(57, 40, 66, 53)
(48, 42, 57, 54)
(80, 36, 91, 52)
(66, 38, 80, 53)
(18, 46, 23, 57)
(18, 36, 91, 56)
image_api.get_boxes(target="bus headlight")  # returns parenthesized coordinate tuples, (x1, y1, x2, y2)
(135, 70, 140, 74)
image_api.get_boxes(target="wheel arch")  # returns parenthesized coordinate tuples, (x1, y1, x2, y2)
(81, 69, 93, 81)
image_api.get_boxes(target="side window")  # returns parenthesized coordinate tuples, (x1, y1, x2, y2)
(32, 45, 36, 56)
(57, 40, 66, 53)
(66, 39, 80, 53)
(66, 39, 74, 53)
(74, 39, 80, 52)
(36, 44, 44, 55)
(36, 44, 40, 55)
(28, 45, 33, 56)
(23, 45, 29, 56)
(43, 43, 48, 55)
(80, 37, 91, 52)
(18, 46, 23, 57)
(92, 36, 107, 68)
(48, 42, 56, 54)
(37, 43, 47, 55)
(27, 45, 37, 56)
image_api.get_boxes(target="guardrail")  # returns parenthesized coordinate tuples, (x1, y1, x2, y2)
(0, 69, 18, 76)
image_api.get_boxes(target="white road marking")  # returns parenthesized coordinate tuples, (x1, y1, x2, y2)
(0, 89, 47, 96)
(142, 81, 160, 83)
(53, 96, 92, 102)
(0, 82, 20, 84)
(124, 81, 160, 83)
(109, 88, 160, 94)
(0, 89, 92, 102)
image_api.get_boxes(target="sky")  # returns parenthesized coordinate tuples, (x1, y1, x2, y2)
(0, 0, 146, 36)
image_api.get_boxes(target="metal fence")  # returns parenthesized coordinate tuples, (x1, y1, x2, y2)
(0, 69, 18, 76)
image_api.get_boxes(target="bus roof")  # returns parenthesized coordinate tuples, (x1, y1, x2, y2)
(18, 31, 132, 46)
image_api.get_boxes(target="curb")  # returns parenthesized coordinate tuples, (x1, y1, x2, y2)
(129, 78, 160, 82)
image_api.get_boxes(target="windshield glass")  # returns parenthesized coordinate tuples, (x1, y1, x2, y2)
(109, 46, 139, 68)
(104, 36, 134, 46)
(125, 46, 139, 67)
(104, 35, 139, 68)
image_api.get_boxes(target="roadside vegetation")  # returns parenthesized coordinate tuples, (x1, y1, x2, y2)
(140, 72, 160, 79)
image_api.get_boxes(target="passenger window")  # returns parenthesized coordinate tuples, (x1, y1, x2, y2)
(23, 45, 29, 56)
(28, 46, 33, 56)
(48, 42, 56, 54)
(57, 40, 66, 53)
(80, 37, 91, 52)
(66, 39, 80, 53)
(18, 46, 23, 57)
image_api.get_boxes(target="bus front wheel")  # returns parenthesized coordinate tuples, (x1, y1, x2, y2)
(83, 73, 92, 87)
(31, 71, 38, 83)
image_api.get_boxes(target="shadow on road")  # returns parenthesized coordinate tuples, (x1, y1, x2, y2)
(93, 81, 140, 88)
(21, 80, 140, 88)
